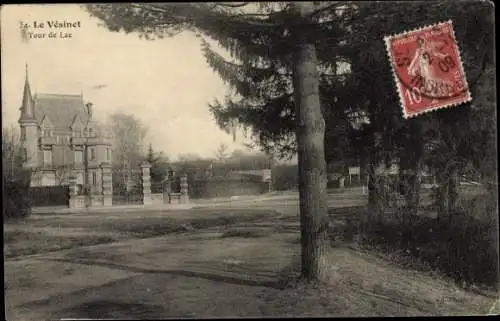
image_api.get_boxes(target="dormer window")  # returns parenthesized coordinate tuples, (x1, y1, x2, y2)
(43, 128, 52, 137)
(84, 128, 94, 137)
(73, 130, 82, 137)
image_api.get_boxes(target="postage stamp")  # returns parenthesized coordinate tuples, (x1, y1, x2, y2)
(384, 20, 472, 118)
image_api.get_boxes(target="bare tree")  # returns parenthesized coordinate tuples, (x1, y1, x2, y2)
(107, 112, 148, 191)
(2, 125, 24, 180)
(215, 143, 229, 163)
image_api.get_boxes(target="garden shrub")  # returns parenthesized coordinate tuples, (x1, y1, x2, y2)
(3, 177, 32, 220)
(359, 190, 498, 289)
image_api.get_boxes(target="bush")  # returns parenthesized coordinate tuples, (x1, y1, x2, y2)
(359, 191, 498, 290)
(3, 178, 32, 220)
(272, 164, 298, 191)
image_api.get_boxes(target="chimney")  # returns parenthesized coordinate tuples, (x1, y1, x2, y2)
(86, 102, 93, 119)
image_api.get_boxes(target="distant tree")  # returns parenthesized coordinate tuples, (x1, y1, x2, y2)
(214, 143, 229, 163)
(108, 112, 148, 167)
(145, 143, 170, 184)
(225, 150, 271, 171)
(2, 125, 31, 219)
(107, 112, 148, 191)
(2, 125, 25, 181)
(173, 153, 214, 179)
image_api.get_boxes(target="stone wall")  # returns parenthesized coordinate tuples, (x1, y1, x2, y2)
(189, 179, 268, 199)
(151, 193, 163, 204)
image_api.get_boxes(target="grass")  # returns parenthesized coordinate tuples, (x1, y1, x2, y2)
(6, 200, 498, 319)
(220, 229, 270, 239)
(3, 208, 280, 259)
(341, 192, 499, 293)
(43, 245, 496, 319)
(4, 229, 120, 259)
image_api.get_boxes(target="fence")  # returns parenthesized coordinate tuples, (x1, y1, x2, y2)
(112, 168, 143, 205)
(28, 185, 70, 207)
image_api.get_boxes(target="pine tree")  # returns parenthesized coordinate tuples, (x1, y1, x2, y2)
(86, 1, 495, 279)
(344, 1, 494, 219)
(86, 2, 352, 282)
(145, 143, 169, 186)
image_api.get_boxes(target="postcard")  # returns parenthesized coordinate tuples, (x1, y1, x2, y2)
(2, 2, 497, 319)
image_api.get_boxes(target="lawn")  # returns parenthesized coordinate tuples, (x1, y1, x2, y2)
(5, 204, 498, 319)
(14, 234, 496, 319)
(3, 208, 280, 259)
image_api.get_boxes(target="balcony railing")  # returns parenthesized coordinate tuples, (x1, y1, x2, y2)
(71, 136, 86, 145)
(39, 136, 57, 146)
(86, 136, 112, 145)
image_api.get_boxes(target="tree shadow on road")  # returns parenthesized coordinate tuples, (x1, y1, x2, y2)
(40, 256, 288, 290)
(56, 300, 168, 320)
(17, 256, 296, 319)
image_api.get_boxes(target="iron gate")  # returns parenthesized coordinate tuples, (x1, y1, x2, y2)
(112, 168, 143, 205)
(28, 185, 70, 207)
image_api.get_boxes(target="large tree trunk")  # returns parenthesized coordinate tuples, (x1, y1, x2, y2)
(367, 158, 378, 218)
(367, 131, 385, 222)
(436, 169, 449, 218)
(405, 168, 421, 215)
(401, 121, 423, 216)
(447, 164, 459, 214)
(292, 2, 330, 282)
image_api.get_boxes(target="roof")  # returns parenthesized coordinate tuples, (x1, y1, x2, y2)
(19, 66, 36, 123)
(33, 93, 89, 131)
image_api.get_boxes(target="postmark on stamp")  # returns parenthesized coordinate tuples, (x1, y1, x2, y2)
(384, 20, 471, 119)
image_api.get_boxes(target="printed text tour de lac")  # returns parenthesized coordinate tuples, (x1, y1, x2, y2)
(20, 20, 81, 39)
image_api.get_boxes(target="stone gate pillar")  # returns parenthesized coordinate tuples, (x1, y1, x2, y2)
(141, 161, 152, 205)
(69, 173, 85, 208)
(180, 173, 189, 204)
(69, 174, 77, 208)
(100, 163, 113, 206)
(163, 179, 172, 204)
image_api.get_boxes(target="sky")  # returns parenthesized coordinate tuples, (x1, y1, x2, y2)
(1, 4, 254, 160)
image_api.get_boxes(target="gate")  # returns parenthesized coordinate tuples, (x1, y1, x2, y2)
(112, 167, 143, 205)
(28, 185, 70, 207)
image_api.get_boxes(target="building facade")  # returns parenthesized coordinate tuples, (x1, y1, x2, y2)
(18, 66, 112, 196)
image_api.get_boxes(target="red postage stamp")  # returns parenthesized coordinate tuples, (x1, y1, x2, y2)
(384, 20, 471, 118)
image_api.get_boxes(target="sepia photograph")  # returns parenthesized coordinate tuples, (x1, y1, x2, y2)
(2, 2, 498, 319)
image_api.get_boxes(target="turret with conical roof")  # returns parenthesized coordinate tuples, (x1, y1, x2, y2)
(19, 64, 39, 169)
(19, 64, 37, 123)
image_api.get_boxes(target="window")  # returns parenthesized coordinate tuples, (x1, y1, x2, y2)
(42, 173, 56, 186)
(88, 128, 94, 137)
(74, 130, 82, 137)
(106, 148, 111, 161)
(92, 172, 97, 185)
(89, 148, 96, 161)
(43, 150, 52, 165)
(43, 128, 52, 137)
(74, 150, 83, 163)
(31, 174, 42, 187)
